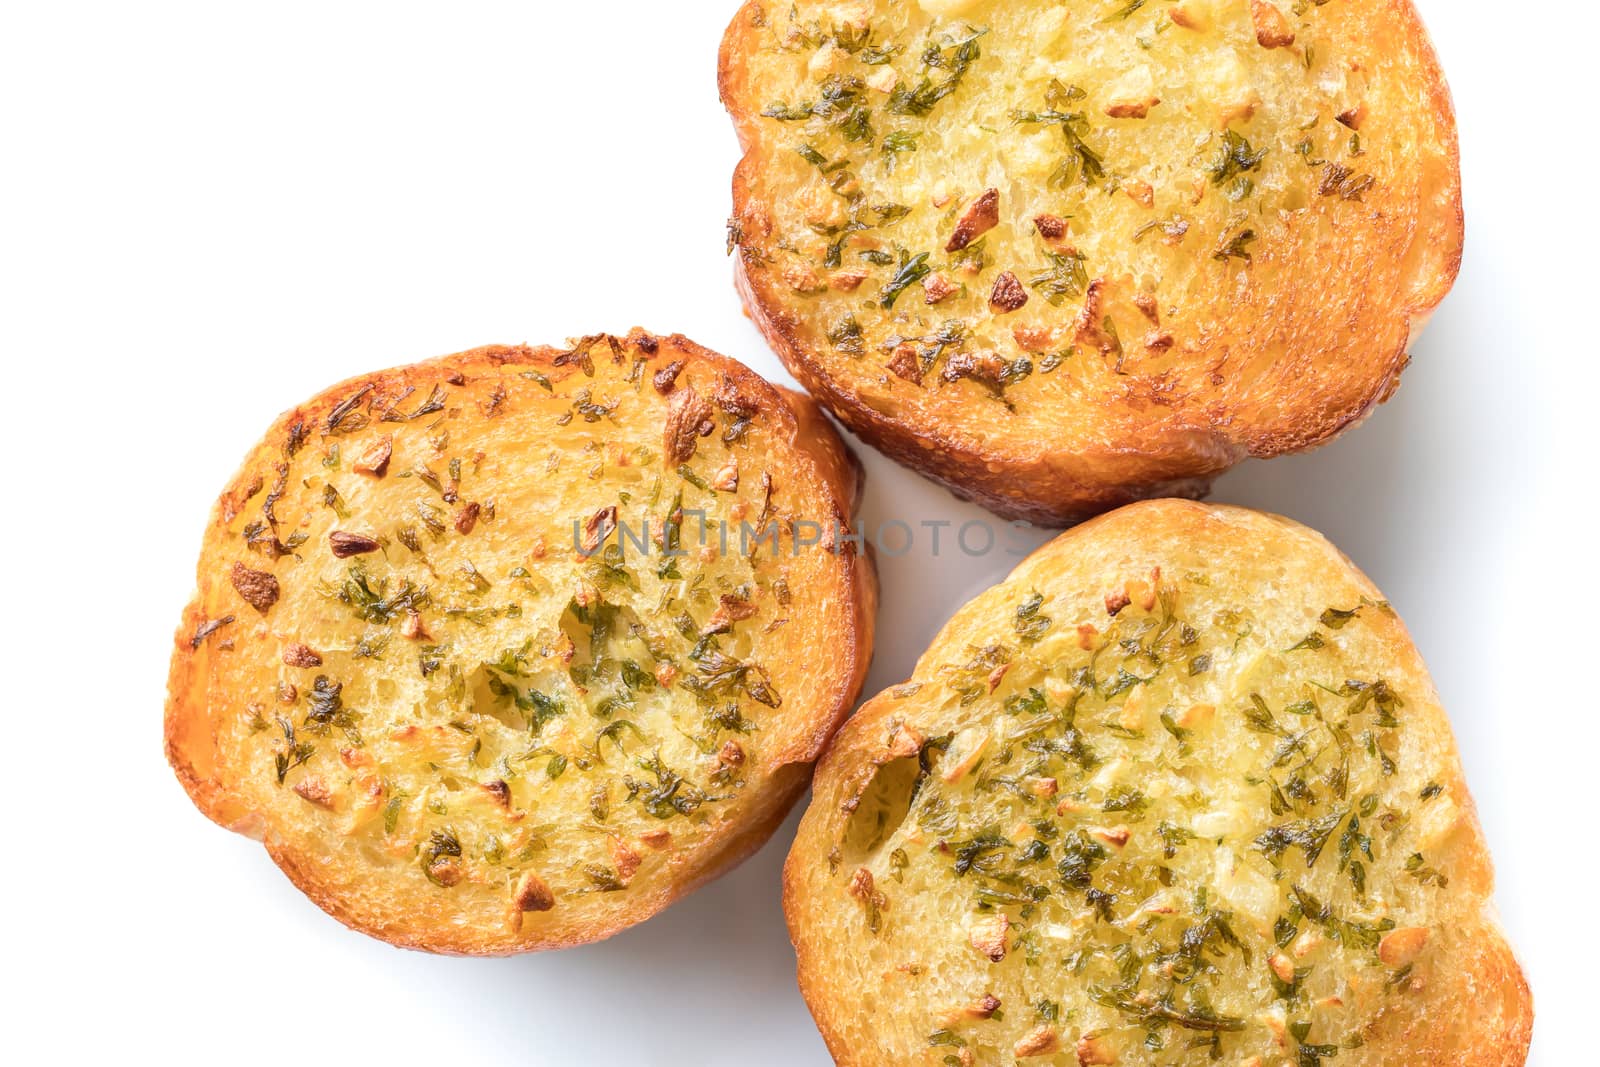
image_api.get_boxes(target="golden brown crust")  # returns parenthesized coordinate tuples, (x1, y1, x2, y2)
(785, 502, 1529, 1065)
(720, 1, 1463, 525)
(736, 256, 1220, 525)
(166, 331, 876, 955)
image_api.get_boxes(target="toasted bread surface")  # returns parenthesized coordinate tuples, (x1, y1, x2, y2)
(721, 1, 1462, 524)
(166, 331, 876, 954)
(785, 501, 1529, 1065)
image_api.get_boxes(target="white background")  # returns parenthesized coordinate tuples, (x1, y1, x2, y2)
(2, 2, 1591, 1062)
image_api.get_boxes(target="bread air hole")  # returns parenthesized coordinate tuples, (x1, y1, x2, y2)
(840, 752, 923, 863)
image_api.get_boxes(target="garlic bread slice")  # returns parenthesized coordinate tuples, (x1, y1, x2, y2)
(166, 331, 876, 954)
(786, 501, 1529, 1065)
(720, 1, 1462, 524)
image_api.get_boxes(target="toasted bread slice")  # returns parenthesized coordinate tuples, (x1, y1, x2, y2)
(720, 1, 1462, 524)
(166, 331, 876, 954)
(785, 502, 1529, 1065)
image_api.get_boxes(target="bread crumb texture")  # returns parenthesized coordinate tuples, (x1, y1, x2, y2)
(721, 0, 1463, 524)
(166, 331, 875, 954)
(785, 502, 1530, 1066)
